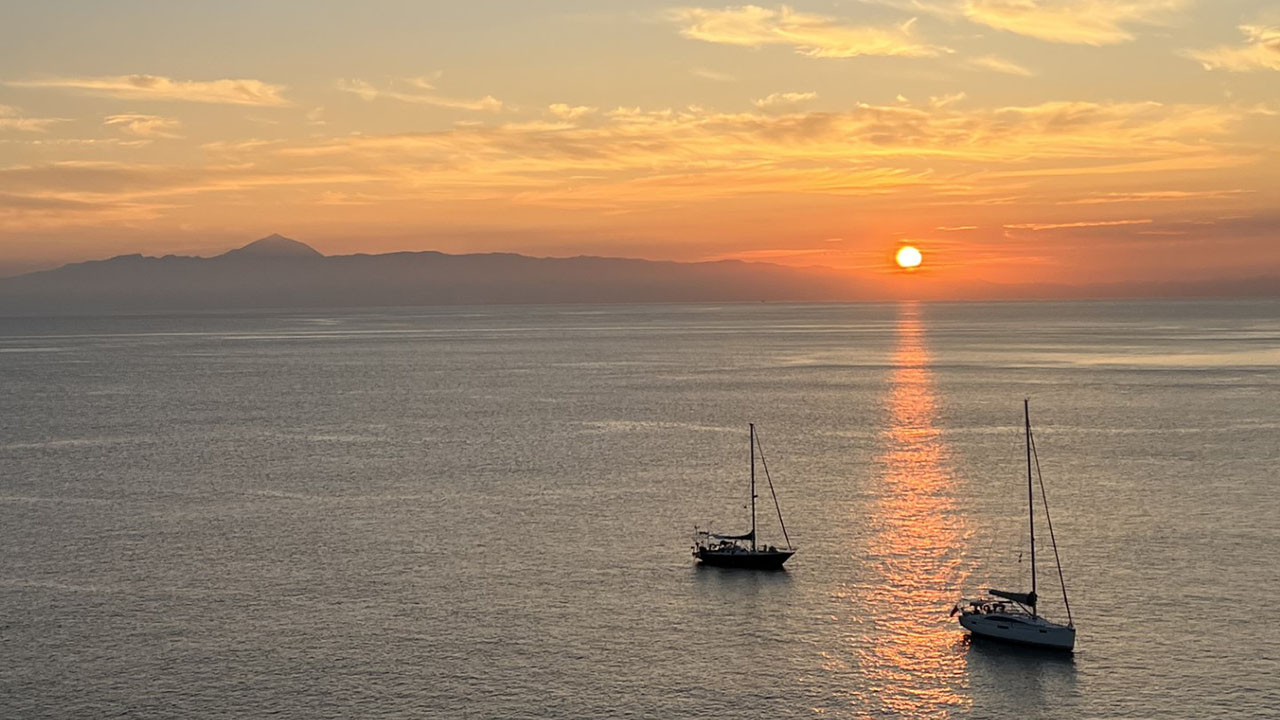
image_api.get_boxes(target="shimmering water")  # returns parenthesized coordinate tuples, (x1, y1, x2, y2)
(1, 301, 1277, 718)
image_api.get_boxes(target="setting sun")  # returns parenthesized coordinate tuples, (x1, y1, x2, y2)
(896, 246, 923, 269)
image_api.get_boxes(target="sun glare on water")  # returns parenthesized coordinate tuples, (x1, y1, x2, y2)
(895, 245, 923, 269)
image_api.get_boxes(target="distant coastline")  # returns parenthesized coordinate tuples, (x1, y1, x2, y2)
(1, 234, 1276, 316)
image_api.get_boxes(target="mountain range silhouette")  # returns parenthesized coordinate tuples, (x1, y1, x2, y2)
(0, 234, 1274, 315)
(0, 234, 866, 314)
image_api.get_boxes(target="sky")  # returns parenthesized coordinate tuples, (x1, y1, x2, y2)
(0, 0, 1277, 291)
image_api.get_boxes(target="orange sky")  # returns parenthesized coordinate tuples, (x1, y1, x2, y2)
(1, 1, 1277, 292)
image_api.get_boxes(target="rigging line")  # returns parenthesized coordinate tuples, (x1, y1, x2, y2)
(752, 429, 792, 550)
(1029, 424, 1073, 626)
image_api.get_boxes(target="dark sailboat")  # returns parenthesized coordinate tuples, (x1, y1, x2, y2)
(693, 423, 795, 570)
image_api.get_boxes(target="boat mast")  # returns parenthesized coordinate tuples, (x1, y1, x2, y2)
(1025, 399, 1037, 617)
(750, 423, 757, 551)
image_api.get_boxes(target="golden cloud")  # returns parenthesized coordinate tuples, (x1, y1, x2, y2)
(1004, 218, 1153, 230)
(752, 91, 818, 109)
(962, 0, 1185, 45)
(691, 67, 738, 82)
(668, 5, 947, 58)
(0, 97, 1258, 230)
(871, 0, 1186, 45)
(1059, 189, 1255, 205)
(336, 78, 503, 112)
(549, 103, 598, 121)
(1186, 25, 1280, 72)
(6, 75, 290, 106)
(104, 114, 183, 139)
(0, 104, 69, 133)
(963, 54, 1035, 76)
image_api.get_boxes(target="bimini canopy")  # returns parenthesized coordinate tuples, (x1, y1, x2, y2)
(988, 589, 1037, 606)
(710, 531, 754, 541)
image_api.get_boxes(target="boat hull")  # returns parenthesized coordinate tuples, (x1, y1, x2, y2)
(959, 611, 1075, 651)
(696, 548, 794, 570)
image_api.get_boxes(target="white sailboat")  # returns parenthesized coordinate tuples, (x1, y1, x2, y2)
(952, 400, 1076, 651)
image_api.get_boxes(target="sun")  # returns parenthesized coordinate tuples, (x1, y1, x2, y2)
(895, 245, 923, 269)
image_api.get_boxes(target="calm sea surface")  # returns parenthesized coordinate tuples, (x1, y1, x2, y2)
(1, 301, 1278, 719)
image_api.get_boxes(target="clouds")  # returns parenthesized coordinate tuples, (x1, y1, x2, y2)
(6, 75, 290, 106)
(103, 114, 182, 139)
(335, 78, 503, 112)
(691, 67, 738, 82)
(671, 1, 1191, 61)
(0, 105, 67, 133)
(1059, 189, 1255, 205)
(204, 98, 1250, 214)
(1187, 25, 1280, 72)
(752, 91, 817, 109)
(869, 0, 1187, 45)
(1004, 218, 1153, 230)
(2, 94, 1251, 234)
(0, 158, 389, 230)
(960, 0, 1186, 45)
(548, 103, 597, 121)
(667, 5, 947, 58)
(664, 1, 1204, 84)
(963, 55, 1034, 76)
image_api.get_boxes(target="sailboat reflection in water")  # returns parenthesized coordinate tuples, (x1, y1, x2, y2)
(693, 424, 795, 570)
(952, 400, 1076, 651)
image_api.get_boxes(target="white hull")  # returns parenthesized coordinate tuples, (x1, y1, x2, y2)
(959, 611, 1075, 651)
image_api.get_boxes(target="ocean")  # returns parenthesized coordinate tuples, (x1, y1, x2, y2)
(1, 300, 1277, 718)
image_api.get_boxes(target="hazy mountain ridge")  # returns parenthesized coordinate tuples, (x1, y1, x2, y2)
(0, 235, 867, 314)
(1, 235, 1275, 315)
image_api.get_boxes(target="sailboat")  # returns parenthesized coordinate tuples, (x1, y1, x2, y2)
(693, 423, 795, 570)
(952, 400, 1076, 651)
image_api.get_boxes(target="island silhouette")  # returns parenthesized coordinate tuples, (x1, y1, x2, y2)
(0, 234, 1274, 315)
(0, 234, 871, 314)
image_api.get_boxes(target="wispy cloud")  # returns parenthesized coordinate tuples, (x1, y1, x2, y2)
(753, 91, 817, 109)
(549, 103, 597, 121)
(0, 159, 389, 230)
(667, 5, 947, 58)
(1059, 189, 1254, 205)
(708, 247, 833, 262)
(249, 98, 1246, 214)
(964, 54, 1035, 76)
(104, 113, 182, 139)
(0, 104, 68, 132)
(691, 67, 737, 82)
(0, 96, 1258, 235)
(964, 0, 1186, 45)
(336, 78, 503, 112)
(1005, 218, 1153, 230)
(1186, 25, 1280, 72)
(6, 74, 290, 106)
(870, 0, 1186, 45)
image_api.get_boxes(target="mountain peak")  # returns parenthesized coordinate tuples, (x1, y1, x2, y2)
(220, 234, 323, 259)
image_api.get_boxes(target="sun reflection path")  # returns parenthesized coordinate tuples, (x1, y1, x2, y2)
(850, 303, 975, 718)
